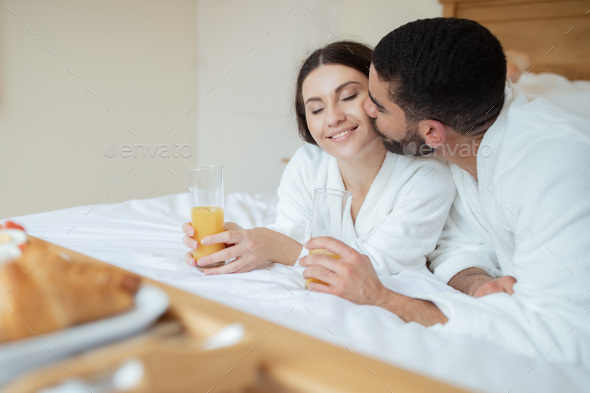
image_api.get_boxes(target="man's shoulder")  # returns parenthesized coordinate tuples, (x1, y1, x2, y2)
(507, 93, 589, 144)
(481, 97, 590, 212)
(488, 93, 590, 169)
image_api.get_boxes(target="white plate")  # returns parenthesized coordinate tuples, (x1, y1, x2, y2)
(0, 285, 169, 386)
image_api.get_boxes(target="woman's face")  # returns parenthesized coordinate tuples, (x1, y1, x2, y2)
(301, 64, 380, 161)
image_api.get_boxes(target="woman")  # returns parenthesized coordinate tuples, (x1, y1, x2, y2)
(182, 41, 455, 278)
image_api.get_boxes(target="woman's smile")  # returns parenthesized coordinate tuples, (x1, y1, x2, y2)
(327, 125, 358, 141)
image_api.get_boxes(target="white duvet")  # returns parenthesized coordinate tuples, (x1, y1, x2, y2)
(10, 191, 590, 393)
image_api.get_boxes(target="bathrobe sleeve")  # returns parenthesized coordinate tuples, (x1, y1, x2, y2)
(428, 189, 502, 284)
(266, 146, 316, 244)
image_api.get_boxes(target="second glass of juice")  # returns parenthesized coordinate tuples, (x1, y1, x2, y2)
(188, 165, 225, 268)
(307, 188, 352, 286)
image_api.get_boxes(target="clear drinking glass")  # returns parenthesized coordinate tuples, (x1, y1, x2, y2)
(307, 188, 352, 285)
(188, 165, 225, 267)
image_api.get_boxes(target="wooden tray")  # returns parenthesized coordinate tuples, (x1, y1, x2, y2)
(4, 237, 470, 393)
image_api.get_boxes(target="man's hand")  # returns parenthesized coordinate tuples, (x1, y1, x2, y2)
(300, 237, 388, 305)
(448, 268, 517, 297)
(472, 275, 517, 298)
(301, 237, 448, 326)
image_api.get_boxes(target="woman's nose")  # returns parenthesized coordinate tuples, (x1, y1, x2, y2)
(326, 106, 346, 127)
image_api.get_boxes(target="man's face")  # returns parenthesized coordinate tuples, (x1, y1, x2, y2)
(364, 64, 433, 157)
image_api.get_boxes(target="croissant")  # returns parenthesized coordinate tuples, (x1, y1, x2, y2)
(0, 234, 141, 343)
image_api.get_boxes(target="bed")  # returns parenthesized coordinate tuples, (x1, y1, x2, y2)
(6, 173, 590, 392)
(440, 0, 590, 80)
(4, 1, 590, 392)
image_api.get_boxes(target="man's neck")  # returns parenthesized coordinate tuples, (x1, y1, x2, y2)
(435, 132, 485, 181)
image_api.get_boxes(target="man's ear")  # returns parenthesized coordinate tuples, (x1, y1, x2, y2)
(418, 120, 447, 149)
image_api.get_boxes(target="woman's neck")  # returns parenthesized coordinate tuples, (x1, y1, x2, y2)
(337, 139, 387, 222)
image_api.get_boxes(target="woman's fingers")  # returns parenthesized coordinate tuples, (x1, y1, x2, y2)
(182, 235, 198, 250)
(224, 222, 243, 232)
(201, 229, 238, 247)
(202, 258, 253, 275)
(189, 228, 272, 274)
(197, 245, 244, 267)
(182, 222, 194, 236)
(184, 251, 197, 267)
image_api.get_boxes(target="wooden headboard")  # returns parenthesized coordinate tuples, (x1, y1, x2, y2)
(439, 0, 590, 80)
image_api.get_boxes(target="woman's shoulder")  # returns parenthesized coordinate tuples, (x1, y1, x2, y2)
(293, 143, 326, 158)
(279, 144, 329, 185)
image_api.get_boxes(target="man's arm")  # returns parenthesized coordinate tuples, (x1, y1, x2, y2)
(300, 237, 516, 327)
(300, 237, 448, 327)
(448, 267, 517, 297)
(448, 267, 493, 294)
(373, 291, 448, 326)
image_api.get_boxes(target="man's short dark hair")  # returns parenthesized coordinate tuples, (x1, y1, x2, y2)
(373, 18, 507, 135)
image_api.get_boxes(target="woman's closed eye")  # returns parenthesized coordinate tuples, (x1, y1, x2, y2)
(341, 94, 358, 102)
(308, 91, 360, 115)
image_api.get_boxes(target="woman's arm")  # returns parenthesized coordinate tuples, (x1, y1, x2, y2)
(183, 223, 302, 274)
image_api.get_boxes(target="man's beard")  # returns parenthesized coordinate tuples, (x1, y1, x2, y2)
(370, 117, 434, 157)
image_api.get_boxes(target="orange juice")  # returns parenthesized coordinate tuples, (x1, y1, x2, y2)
(306, 249, 340, 286)
(191, 206, 225, 266)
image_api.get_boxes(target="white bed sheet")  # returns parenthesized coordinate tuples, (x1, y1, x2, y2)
(9, 192, 590, 393)
(519, 72, 590, 120)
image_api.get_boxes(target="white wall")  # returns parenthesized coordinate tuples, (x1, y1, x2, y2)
(0, 0, 198, 218)
(1, 0, 441, 219)
(338, 1, 444, 44)
(195, 0, 441, 195)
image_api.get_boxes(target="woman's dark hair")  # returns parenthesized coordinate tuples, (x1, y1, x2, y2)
(373, 18, 506, 135)
(295, 41, 373, 144)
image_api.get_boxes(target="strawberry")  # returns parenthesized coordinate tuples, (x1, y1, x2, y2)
(2, 221, 25, 231)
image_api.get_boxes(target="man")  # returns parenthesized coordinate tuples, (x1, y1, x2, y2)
(300, 18, 590, 367)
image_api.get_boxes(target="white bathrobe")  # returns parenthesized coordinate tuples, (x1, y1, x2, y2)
(424, 84, 590, 367)
(269, 145, 455, 275)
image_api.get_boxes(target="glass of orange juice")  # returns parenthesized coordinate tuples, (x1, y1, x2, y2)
(306, 188, 352, 286)
(188, 165, 225, 268)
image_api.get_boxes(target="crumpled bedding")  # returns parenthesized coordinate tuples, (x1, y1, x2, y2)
(10, 191, 590, 393)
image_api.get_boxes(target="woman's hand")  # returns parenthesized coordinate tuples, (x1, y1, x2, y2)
(182, 222, 198, 264)
(183, 222, 294, 274)
(182, 221, 242, 268)
(299, 237, 388, 306)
